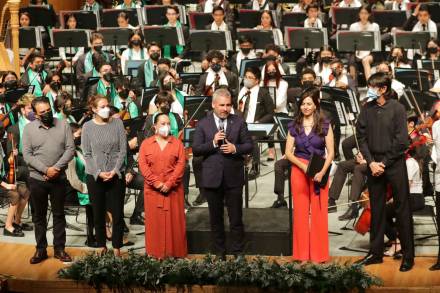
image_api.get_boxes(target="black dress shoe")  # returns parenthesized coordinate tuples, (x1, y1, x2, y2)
(338, 204, 359, 221)
(85, 237, 99, 248)
(271, 199, 287, 208)
(192, 194, 207, 206)
(328, 199, 337, 213)
(399, 259, 414, 272)
(123, 240, 135, 247)
(54, 250, 72, 263)
(123, 221, 130, 234)
(429, 262, 440, 271)
(355, 254, 383, 266)
(129, 216, 145, 226)
(14, 222, 33, 231)
(30, 250, 48, 264)
(4, 227, 24, 237)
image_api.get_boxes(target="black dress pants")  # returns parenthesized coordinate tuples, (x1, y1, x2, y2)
(86, 175, 125, 249)
(127, 173, 144, 218)
(29, 177, 67, 252)
(274, 158, 290, 201)
(329, 159, 367, 202)
(367, 157, 414, 260)
(205, 184, 244, 255)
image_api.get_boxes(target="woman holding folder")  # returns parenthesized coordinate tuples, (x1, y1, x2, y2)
(285, 87, 334, 263)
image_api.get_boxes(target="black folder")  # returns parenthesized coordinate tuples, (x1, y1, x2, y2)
(306, 154, 330, 188)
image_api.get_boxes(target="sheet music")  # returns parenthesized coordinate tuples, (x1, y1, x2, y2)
(225, 31, 233, 51)
(176, 26, 185, 46)
(347, 88, 359, 114)
(334, 101, 347, 126)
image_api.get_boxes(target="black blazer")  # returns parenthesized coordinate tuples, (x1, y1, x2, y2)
(134, 60, 158, 91)
(195, 71, 239, 99)
(192, 112, 253, 189)
(240, 87, 275, 123)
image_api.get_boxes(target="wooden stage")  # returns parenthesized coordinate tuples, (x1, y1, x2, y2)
(1, 243, 440, 292)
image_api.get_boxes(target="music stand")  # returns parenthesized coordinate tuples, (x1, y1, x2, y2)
(281, 12, 307, 31)
(143, 5, 168, 25)
(184, 96, 212, 124)
(59, 10, 100, 30)
(237, 9, 261, 29)
(52, 29, 90, 97)
(283, 74, 301, 88)
(5, 86, 32, 104)
(142, 26, 185, 47)
(321, 86, 358, 114)
(188, 12, 213, 30)
(101, 8, 142, 27)
(125, 59, 146, 77)
(393, 31, 431, 50)
(20, 5, 57, 27)
(395, 68, 432, 92)
(140, 87, 160, 112)
(247, 123, 277, 138)
(285, 27, 328, 50)
(371, 10, 406, 31)
(236, 29, 277, 50)
(417, 60, 440, 71)
(183, 127, 196, 148)
(180, 72, 203, 94)
(404, 89, 438, 112)
(273, 115, 293, 140)
(321, 98, 348, 126)
(332, 7, 359, 26)
(19, 27, 43, 49)
(239, 58, 266, 78)
(336, 31, 381, 52)
(189, 30, 233, 52)
(97, 27, 132, 62)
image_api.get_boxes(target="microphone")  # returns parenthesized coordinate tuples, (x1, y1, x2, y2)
(218, 119, 225, 146)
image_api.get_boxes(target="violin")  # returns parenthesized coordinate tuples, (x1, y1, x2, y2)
(204, 74, 220, 97)
(0, 104, 18, 129)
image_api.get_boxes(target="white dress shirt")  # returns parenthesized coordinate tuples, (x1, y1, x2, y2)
(59, 47, 84, 63)
(314, 63, 332, 85)
(433, 120, 440, 191)
(406, 157, 423, 194)
(205, 68, 229, 90)
(263, 79, 288, 114)
(211, 21, 228, 31)
(237, 85, 259, 123)
(204, 0, 226, 13)
(252, 0, 270, 11)
(236, 50, 257, 72)
(120, 47, 149, 75)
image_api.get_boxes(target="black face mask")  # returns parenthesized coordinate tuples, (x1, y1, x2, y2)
(74, 136, 81, 146)
(63, 106, 72, 116)
(389, 55, 400, 62)
(119, 88, 129, 99)
(131, 39, 142, 47)
(211, 63, 222, 72)
(160, 104, 170, 114)
(4, 80, 17, 90)
(39, 110, 54, 126)
(265, 55, 277, 62)
(103, 72, 113, 82)
(241, 48, 251, 55)
(34, 64, 43, 73)
(150, 52, 160, 61)
(302, 80, 314, 89)
(427, 47, 438, 55)
(266, 71, 277, 79)
(50, 81, 61, 92)
(321, 56, 332, 64)
(94, 45, 103, 53)
(0, 94, 5, 104)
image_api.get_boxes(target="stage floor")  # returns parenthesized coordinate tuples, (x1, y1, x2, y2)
(0, 243, 440, 293)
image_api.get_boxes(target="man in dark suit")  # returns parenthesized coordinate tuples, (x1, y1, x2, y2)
(133, 42, 162, 90)
(20, 53, 48, 98)
(195, 50, 239, 99)
(192, 88, 253, 258)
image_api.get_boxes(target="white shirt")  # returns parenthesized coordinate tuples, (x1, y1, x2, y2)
(385, 0, 409, 11)
(252, 0, 270, 11)
(328, 73, 349, 87)
(431, 79, 440, 92)
(261, 63, 286, 81)
(314, 63, 332, 85)
(120, 47, 149, 75)
(407, 157, 423, 194)
(115, 2, 140, 8)
(433, 120, 440, 191)
(237, 85, 259, 123)
(204, 0, 225, 13)
(213, 113, 227, 132)
(59, 47, 84, 63)
(338, 0, 362, 7)
(262, 79, 288, 114)
(236, 50, 257, 72)
(291, 4, 305, 13)
(205, 68, 229, 90)
(211, 21, 228, 31)
(391, 78, 405, 99)
(349, 21, 380, 60)
(408, 20, 438, 60)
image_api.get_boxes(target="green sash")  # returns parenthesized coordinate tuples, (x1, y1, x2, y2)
(18, 115, 29, 154)
(5, 104, 15, 125)
(175, 89, 185, 107)
(97, 80, 118, 103)
(54, 112, 76, 123)
(113, 97, 139, 118)
(143, 59, 155, 87)
(153, 112, 179, 138)
(27, 69, 47, 97)
(120, 1, 137, 8)
(74, 151, 90, 206)
(45, 91, 56, 112)
(163, 21, 184, 59)
(84, 51, 110, 73)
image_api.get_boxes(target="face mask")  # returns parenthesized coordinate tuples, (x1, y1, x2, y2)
(4, 80, 17, 90)
(150, 52, 160, 61)
(162, 81, 174, 92)
(427, 47, 438, 55)
(74, 136, 81, 146)
(366, 87, 380, 100)
(302, 80, 314, 89)
(50, 81, 61, 92)
(160, 104, 170, 114)
(157, 125, 170, 137)
(103, 72, 113, 82)
(119, 88, 129, 99)
(94, 45, 103, 52)
(97, 106, 110, 119)
(26, 111, 35, 121)
(241, 48, 251, 55)
(211, 63, 222, 73)
(39, 110, 53, 126)
(243, 78, 255, 89)
(131, 39, 141, 47)
(266, 71, 277, 79)
(0, 94, 5, 104)
(63, 106, 72, 116)
(265, 55, 277, 62)
(34, 64, 43, 73)
(321, 56, 332, 64)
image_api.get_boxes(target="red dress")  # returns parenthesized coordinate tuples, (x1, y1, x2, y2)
(139, 135, 187, 258)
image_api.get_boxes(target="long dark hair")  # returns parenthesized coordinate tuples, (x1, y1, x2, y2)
(294, 87, 325, 137)
(263, 60, 281, 88)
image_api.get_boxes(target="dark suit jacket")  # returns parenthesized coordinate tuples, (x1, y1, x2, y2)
(192, 112, 253, 189)
(195, 71, 239, 99)
(247, 87, 275, 123)
(20, 68, 47, 89)
(134, 60, 158, 92)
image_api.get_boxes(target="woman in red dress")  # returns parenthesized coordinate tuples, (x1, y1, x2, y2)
(139, 113, 187, 258)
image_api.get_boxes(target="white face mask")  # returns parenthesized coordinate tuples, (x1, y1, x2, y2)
(243, 78, 255, 89)
(97, 107, 110, 119)
(157, 125, 170, 137)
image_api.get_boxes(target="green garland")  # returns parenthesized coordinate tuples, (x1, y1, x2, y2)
(58, 252, 382, 292)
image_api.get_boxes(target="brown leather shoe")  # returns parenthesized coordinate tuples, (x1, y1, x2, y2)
(54, 250, 72, 263)
(30, 250, 48, 264)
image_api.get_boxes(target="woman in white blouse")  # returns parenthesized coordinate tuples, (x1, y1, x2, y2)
(255, 11, 284, 49)
(349, 5, 380, 81)
(59, 14, 85, 68)
(121, 30, 149, 75)
(261, 60, 288, 160)
(313, 46, 334, 85)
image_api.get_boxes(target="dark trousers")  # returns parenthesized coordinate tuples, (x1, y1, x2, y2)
(342, 135, 357, 161)
(127, 173, 144, 218)
(367, 157, 414, 260)
(205, 185, 244, 255)
(193, 156, 205, 196)
(29, 177, 67, 252)
(436, 192, 440, 259)
(329, 160, 367, 202)
(274, 158, 290, 201)
(86, 175, 125, 249)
